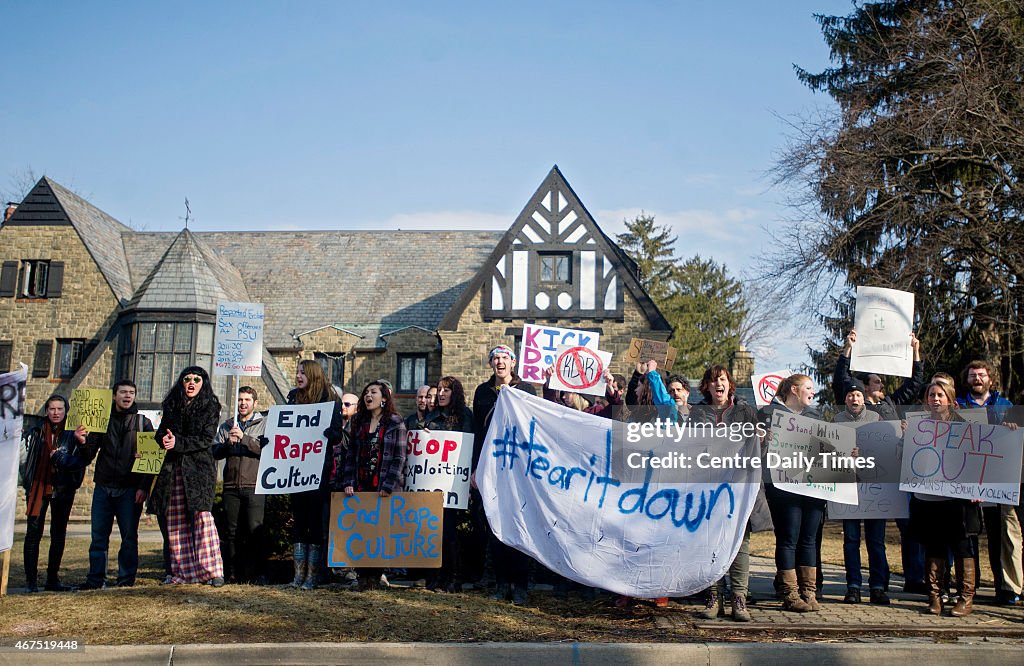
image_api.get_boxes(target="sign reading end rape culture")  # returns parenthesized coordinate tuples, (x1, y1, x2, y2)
(478, 388, 761, 598)
(256, 401, 334, 495)
(328, 491, 443, 568)
(899, 417, 1023, 505)
(403, 429, 474, 510)
(214, 301, 264, 376)
(517, 324, 599, 384)
(767, 411, 860, 505)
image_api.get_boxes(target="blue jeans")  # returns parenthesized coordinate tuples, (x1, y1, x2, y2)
(895, 518, 924, 586)
(87, 485, 142, 587)
(843, 519, 890, 590)
(766, 485, 825, 570)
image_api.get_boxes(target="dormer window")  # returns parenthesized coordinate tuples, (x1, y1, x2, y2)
(540, 252, 571, 284)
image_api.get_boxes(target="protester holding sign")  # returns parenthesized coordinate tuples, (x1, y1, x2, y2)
(758, 374, 824, 612)
(689, 365, 770, 622)
(149, 367, 224, 586)
(342, 379, 407, 590)
(20, 394, 87, 592)
(909, 381, 979, 616)
(421, 376, 473, 593)
(79, 380, 154, 590)
(470, 345, 537, 605)
(212, 386, 268, 584)
(830, 379, 890, 606)
(286, 359, 344, 590)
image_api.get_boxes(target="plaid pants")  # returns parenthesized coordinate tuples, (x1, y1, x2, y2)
(167, 466, 224, 583)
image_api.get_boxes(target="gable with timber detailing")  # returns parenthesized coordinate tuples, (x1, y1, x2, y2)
(482, 166, 626, 320)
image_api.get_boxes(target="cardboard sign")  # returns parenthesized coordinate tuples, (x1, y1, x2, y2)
(850, 286, 915, 378)
(623, 338, 677, 370)
(518, 324, 600, 384)
(768, 411, 859, 505)
(214, 301, 264, 376)
(900, 417, 1023, 505)
(0, 364, 27, 553)
(750, 369, 794, 408)
(132, 431, 165, 475)
(403, 429, 474, 510)
(827, 421, 909, 520)
(255, 401, 333, 495)
(547, 345, 613, 397)
(328, 491, 443, 568)
(66, 388, 112, 433)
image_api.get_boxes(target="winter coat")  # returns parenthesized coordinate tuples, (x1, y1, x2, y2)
(211, 412, 267, 490)
(471, 376, 537, 471)
(689, 397, 773, 533)
(832, 353, 924, 421)
(84, 405, 154, 491)
(342, 413, 407, 494)
(422, 406, 474, 434)
(21, 425, 86, 500)
(148, 399, 220, 515)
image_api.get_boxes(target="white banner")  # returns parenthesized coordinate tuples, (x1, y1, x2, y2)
(547, 344, 612, 398)
(517, 324, 600, 385)
(403, 429, 474, 510)
(827, 421, 909, 520)
(478, 388, 760, 598)
(256, 401, 333, 495)
(899, 417, 1023, 505)
(750, 369, 794, 408)
(768, 411, 859, 505)
(0, 364, 27, 553)
(214, 301, 264, 376)
(850, 286, 915, 378)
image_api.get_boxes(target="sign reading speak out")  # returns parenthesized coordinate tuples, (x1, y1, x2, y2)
(132, 431, 165, 475)
(547, 344, 613, 397)
(66, 388, 112, 433)
(328, 491, 443, 568)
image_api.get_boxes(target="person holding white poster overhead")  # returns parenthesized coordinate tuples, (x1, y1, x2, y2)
(833, 329, 924, 421)
(759, 374, 824, 613)
(421, 376, 473, 593)
(149, 367, 224, 586)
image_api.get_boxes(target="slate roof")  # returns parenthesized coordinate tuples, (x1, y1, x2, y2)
(123, 230, 502, 348)
(7, 178, 135, 304)
(127, 228, 249, 312)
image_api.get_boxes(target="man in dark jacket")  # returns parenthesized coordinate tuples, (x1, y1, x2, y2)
(470, 345, 537, 605)
(80, 380, 154, 589)
(212, 386, 267, 584)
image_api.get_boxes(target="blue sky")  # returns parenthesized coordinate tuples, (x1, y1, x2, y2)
(1, 0, 854, 373)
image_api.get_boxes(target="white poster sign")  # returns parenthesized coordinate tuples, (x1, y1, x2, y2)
(850, 286, 915, 378)
(827, 420, 909, 520)
(478, 388, 760, 598)
(256, 401, 333, 495)
(403, 429, 474, 510)
(750, 369, 794, 408)
(0, 364, 27, 553)
(517, 324, 600, 385)
(768, 411, 859, 505)
(547, 345, 612, 397)
(214, 301, 264, 376)
(905, 409, 989, 425)
(899, 417, 1023, 505)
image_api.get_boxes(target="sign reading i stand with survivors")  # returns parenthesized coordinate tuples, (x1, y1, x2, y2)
(256, 402, 334, 495)
(214, 301, 264, 376)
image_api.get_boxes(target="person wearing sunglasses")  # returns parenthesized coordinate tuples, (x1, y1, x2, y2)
(148, 366, 225, 586)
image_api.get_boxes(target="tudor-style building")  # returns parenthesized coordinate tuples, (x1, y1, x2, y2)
(0, 166, 750, 420)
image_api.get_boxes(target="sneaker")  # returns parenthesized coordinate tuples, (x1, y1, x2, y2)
(869, 589, 890, 605)
(732, 594, 751, 622)
(999, 592, 1021, 606)
(698, 592, 720, 619)
(843, 588, 861, 604)
(161, 575, 175, 585)
(490, 583, 510, 602)
(208, 577, 225, 588)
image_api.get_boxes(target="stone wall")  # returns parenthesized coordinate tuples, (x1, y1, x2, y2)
(0, 225, 121, 414)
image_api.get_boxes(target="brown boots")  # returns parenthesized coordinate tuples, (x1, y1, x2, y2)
(926, 557, 945, 615)
(951, 557, 975, 617)
(779, 569, 811, 612)
(797, 566, 821, 611)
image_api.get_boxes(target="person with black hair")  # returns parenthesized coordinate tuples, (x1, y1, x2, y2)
(342, 379, 407, 590)
(79, 380, 154, 590)
(148, 366, 224, 586)
(20, 394, 88, 592)
(422, 375, 473, 592)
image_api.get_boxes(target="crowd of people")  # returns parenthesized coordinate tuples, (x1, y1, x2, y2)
(16, 338, 1024, 622)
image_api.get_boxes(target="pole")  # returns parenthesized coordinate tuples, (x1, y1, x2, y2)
(232, 375, 240, 426)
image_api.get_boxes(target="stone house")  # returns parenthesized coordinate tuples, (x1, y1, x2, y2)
(1, 166, 753, 420)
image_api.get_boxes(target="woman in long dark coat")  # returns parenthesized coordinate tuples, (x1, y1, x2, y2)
(149, 366, 224, 585)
